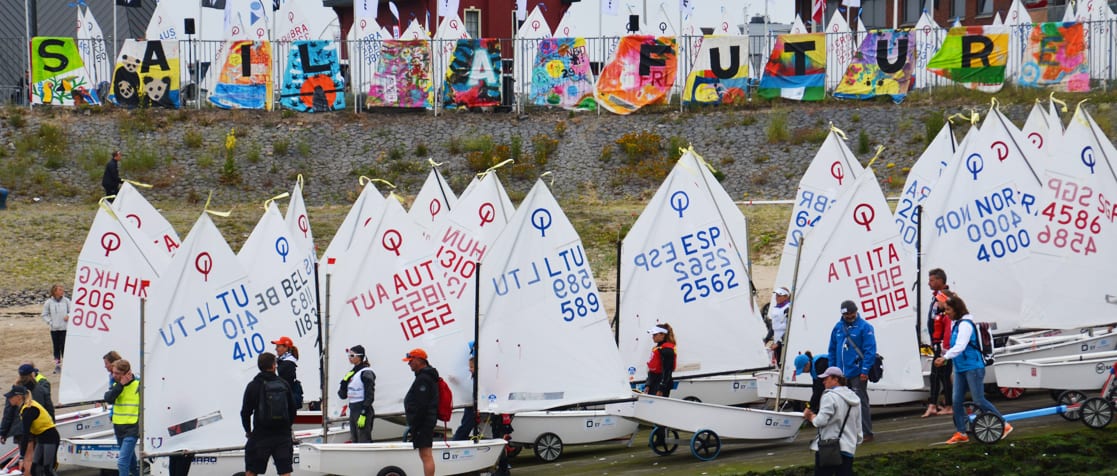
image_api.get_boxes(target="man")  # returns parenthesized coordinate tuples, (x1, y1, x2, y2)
(41, 284, 71, 373)
(769, 286, 792, 366)
(925, 268, 953, 418)
(827, 300, 876, 443)
(403, 348, 439, 476)
(241, 352, 296, 476)
(104, 359, 140, 476)
(102, 150, 123, 198)
(6, 384, 60, 476)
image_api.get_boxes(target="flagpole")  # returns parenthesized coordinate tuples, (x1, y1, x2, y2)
(112, 2, 117, 77)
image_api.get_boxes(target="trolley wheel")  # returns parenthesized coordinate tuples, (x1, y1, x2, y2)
(689, 429, 721, 461)
(534, 432, 563, 462)
(683, 396, 702, 402)
(506, 442, 523, 458)
(969, 412, 1005, 444)
(648, 426, 679, 456)
(962, 401, 981, 416)
(999, 387, 1025, 400)
(377, 466, 406, 476)
(1050, 389, 1065, 402)
(1057, 390, 1088, 421)
(1081, 397, 1115, 429)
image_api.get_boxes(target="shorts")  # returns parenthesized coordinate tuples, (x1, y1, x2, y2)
(244, 433, 294, 474)
(410, 426, 435, 449)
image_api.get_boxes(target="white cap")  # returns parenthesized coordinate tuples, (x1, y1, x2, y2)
(775, 287, 790, 296)
(648, 326, 669, 335)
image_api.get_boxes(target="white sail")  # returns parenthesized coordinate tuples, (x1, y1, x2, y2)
(1022, 102, 1052, 153)
(553, 9, 577, 38)
(514, 6, 551, 103)
(772, 130, 864, 301)
(409, 168, 459, 241)
(790, 15, 808, 34)
(785, 168, 924, 390)
(60, 205, 168, 404)
(319, 180, 386, 296)
(1004, 0, 1032, 81)
(111, 182, 182, 258)
(894, 122, 958, 257)
(619, 150, 769, 382)
(238, 203, 320, 402)
(913, 11, 948, 89)
(1020, 106, 1117, 329)
(478, 180, 631, 413)
(76, 7, 111, 90)
(350, 21, 392, 94)
(921, 107, 1043, 331)
(825, 10, 854, 91)
(144, 213, 254, 454)
(400, 19, 430, 40)
(285, 180, 317, 266)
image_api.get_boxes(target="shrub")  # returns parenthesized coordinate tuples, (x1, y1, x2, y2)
(296, 140, 311, 157)
(245, 144, 261, 164)
(273, 138, 290, 156)
(414, 142, 429, 157)
(183, 130, 204, 149)
(766, 112, 790, 143)
(858, 130, 870, 155)
(923, 112, 946, 145)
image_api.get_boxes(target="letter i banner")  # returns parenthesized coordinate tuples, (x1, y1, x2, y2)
(757, 33, 826, 101)
(31, 37, 100, 105)
(926, 26, 1009, 93)
(279, 40, 346, 112)
(833, 30, 915, 103)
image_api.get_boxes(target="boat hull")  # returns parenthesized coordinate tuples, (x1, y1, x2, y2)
(754, 371, 927, 405)
(623, 393, 802, 441)
(992, 350, 1117, 390)
(299, 439, 507, 476)
(672, 374, 763, 405)
(510, 408, 638, 446)
(989, 332, 1117, 386)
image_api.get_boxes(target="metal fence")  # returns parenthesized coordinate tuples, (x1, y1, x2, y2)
(4, 22, 1116, 111)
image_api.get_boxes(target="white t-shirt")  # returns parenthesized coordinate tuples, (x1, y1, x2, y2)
(770, 301, 791, 343)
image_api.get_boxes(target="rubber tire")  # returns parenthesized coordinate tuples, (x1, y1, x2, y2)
(998, 387, 1025, 400)
(506, 443, 523, 458)
(962, 401, 981, 417)
(648, 426, 679, 456)
(689, 429, 721, 461)
(534, 432, 563, 462)
(377, 465, 406, 476)
(1057, 390, 1087, 421)
(970, 412, 1005, 444)
(1081, 397, 1115, 429)
(683, 396, 702, 402)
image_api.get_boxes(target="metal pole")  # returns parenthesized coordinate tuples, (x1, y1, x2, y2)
(915, 204, 923, 346)
(773, 236, 805, 412)
(893, 0, 898, 29)
(472, 262, 481, 421)
(113, 3, 117, 76)
(24, 0, 32, 108)
(613, 239, 622, 345)
(138, 297, 147, 472)
(321, 273, 330, 438)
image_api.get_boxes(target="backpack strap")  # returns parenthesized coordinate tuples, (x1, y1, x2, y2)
(964, 319, 984, 354)
(815, 396, 853, 443)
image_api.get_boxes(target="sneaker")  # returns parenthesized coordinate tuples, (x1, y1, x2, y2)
(945, 432, 969, 445)
(1001, 423, 1014, 440)
(53, 365, 60, 374)
(862, 434, 874, 443)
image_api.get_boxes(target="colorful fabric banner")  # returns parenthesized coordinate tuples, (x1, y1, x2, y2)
(109, 40, 181, 109)
(529, 37, 596, 111)
(30, 37, 99, 105)
(279, 40, 346, 112)
(443, 39, 503, 109)
(594, 35, 677, 115)
(926, 26, 1009, 93)
(367, 39, 433, 109)
(1018, 22, 1088, 92)
(758, 33, 826, 101)
(834, 30, 916, 103)
(683, 35, 749, 106)
(208, 40, 273, 110)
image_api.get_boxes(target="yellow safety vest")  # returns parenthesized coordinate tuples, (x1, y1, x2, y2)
(34, 373, 45, 384)
(111, 380, 140, 425)
(20, 399, 55, 436)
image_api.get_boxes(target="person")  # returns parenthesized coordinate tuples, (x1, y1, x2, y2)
(0, 183, 8, 210)
(769, 287, 792, 366)
(827, 300, 876, 443)
(793, 351, 829, 411)
(451, 355, 477, 441)
(102, 150, 123, 198)
(924, 268, 953, 418)
(645, 324, 677, 397)
(104, 359, 140, 476)
(403, 348, 439, 476)
(934, 291, 1013, 445)
(0, 382, 27, 469)
(241, 352, 296, 476)
(42, 284, 71, 374)
(18, 364, 53, 418)
(337, 345, 375, 443)
(803, 367, 863, 475)
(272, 336, 303, 408)
(7, 384, 60, 476)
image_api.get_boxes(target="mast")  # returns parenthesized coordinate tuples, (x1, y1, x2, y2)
(774, 236, 804, 411)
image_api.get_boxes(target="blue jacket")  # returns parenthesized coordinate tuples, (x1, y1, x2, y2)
(828, 315, 877, 378)
(949, 319, 986, 373)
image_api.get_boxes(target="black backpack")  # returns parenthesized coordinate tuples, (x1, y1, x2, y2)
(257, 378, 292, 429)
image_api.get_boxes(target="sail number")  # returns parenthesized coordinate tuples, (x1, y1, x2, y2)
(254, 268, 317, 339)
(631, 226, 738, 304)
(72, 287, 114, 332)
(1035, 178, 1105, 257)
(393, 282, 455, 341)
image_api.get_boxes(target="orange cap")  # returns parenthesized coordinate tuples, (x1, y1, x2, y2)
(402, 348, 428, 362)
(271, 336, 294, 346)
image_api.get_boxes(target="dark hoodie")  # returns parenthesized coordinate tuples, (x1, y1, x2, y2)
(404, 366, 439, 431)
(240, 371, 296, 437)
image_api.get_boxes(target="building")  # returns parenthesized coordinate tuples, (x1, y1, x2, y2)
(797, 0, 1113, 30)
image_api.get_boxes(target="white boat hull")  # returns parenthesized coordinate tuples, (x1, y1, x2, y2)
(54, 407, 113, 438)
(622, 393, 802, 441)
(299, 439, 507, 476)
(992, 350, 1117, 390)
(990, 331, 1117, 386)
(510, 408, 639, 446)
(671, 374, 763, 405)
(754, 371, 928, 405)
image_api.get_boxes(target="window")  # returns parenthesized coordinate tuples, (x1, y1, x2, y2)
(859, 0, 888, 28)
(464, 8, 481, 38)
(977, 0, 993, 15)
(904, 0, 924, 24)
(951, 0, 966, 20)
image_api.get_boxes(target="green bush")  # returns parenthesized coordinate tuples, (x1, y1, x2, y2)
(183, 130, 204, 149)
(766, 112, 790, 143)
(273, 138, 290, 156)
(858, 130, 870, 155)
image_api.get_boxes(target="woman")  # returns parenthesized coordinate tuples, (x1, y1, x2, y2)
(803, 367, 862, 476)
(933, 291, 1013, 445)
(338, 345, 375, 443)
(41, 284, 70, 374)
(924, 301, 954, 418)
(272, 336, 302, 408)
(6, 384, 60, 476)
(645, 324, 677, 397)
(794, 351, 829, 411)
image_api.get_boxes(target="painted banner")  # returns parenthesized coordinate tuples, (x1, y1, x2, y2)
(758, 33, 826, 101)
(279, 40, 345, 112)
(529, 37, 596, 110)
(208, 40, 273, 110)
(367, 39, 433, 109)
(110, 40, 181, 109)
(594, 35, 677, 115)
(1018, 22, 1089, 92)
(443, 38, 503, 109)
(30, 37, 100, 105)
(927, 26, 1009, 93)
(683, 35, 749, 106)
(834, 30, 916, 103)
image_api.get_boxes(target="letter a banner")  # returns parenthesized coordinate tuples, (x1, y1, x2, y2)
(594, 35, 678, 115)
(834, 30, 916, 103)
(927, 26, 1008, 93)
(758, 33, 826, 101)
(1019, 22, 1088, 92)
(31, 37, 100, 105)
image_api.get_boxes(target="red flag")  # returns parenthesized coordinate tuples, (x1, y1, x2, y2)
(812, 0, 825, 29)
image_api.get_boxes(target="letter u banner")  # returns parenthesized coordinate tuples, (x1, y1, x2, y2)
(834, 30, 915, 103)
(758, 33, 826, 101)
(927, 26, 1008, 93)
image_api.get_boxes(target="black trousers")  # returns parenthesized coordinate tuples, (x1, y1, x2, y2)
(50, 331, 65, 361)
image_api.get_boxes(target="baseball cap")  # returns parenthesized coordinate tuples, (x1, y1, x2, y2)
(775, 287, 791, 297)
(820, 367, 844, 379)
(17, 364, 35, 376)
(793, 354, 810, 375)
(403, 348, 428, 362)
(840, 300, 858, 315)
(647, 326, 669, 335)
(3, 385, 28, 398)
(271, 336, 294, 346)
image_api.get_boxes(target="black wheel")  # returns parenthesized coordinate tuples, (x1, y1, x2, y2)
(1081, 397, 1115, 429)
(1050, 389, 1065, 402)
(689, 429, 721, 461)
(999, 387, 1025, 400)
(377, 465, 406, 476)
(683, 396, 702, 402)
(970, 412, 1005, 444)
(962, 401, 981, 417)
(506, 443, 523, 458)
(648, 426, 679, 456)
(1057, 390, 1088, 421)
(534, 432, 563, 462)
